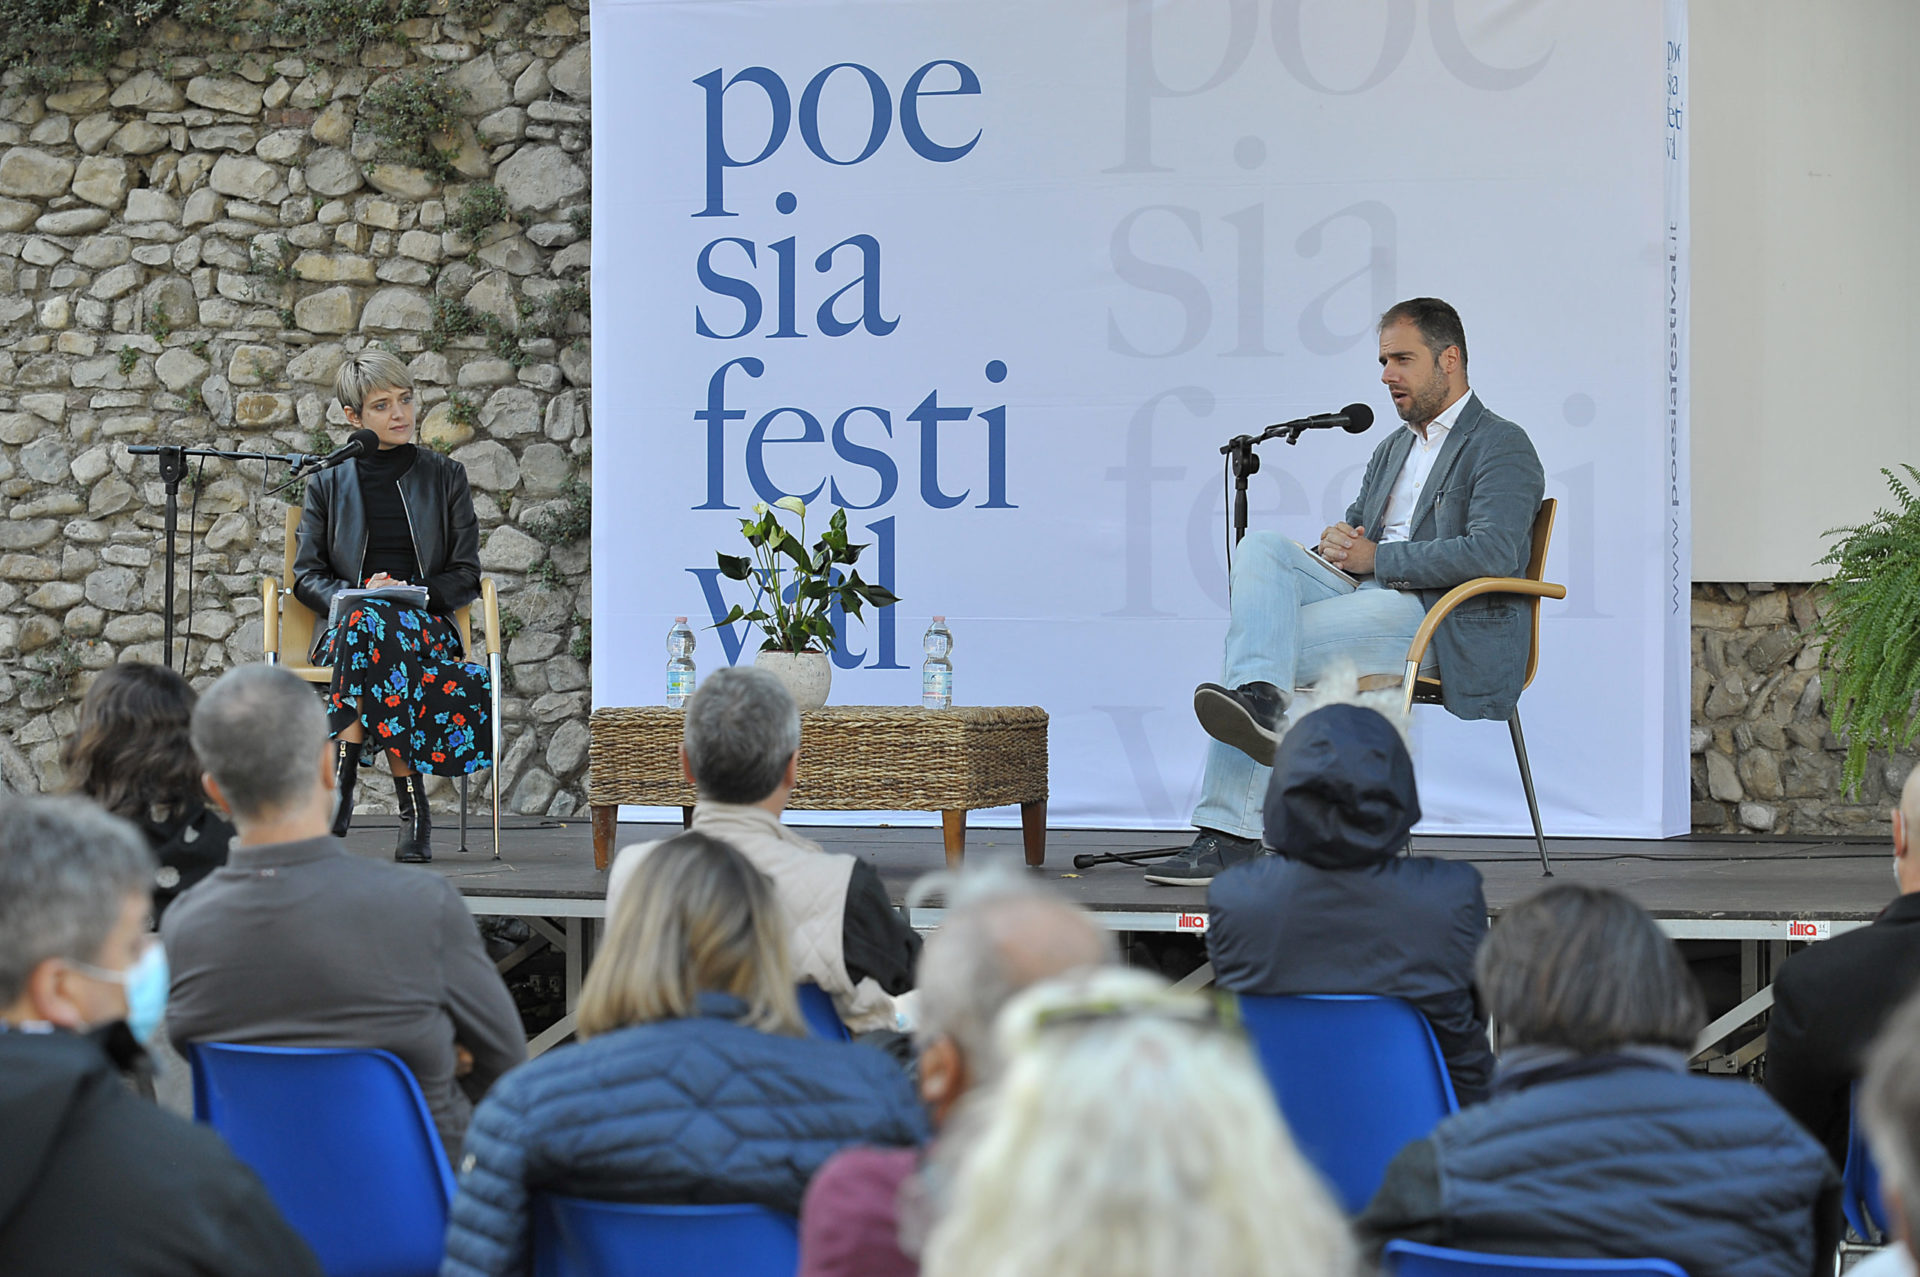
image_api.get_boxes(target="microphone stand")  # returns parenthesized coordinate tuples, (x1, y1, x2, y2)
(1220, 419, 1316, 548)
(1073, 420, 1337, 875)
(126, 444, 316, 673)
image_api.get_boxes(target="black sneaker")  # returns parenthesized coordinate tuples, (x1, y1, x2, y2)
(1194, 680, 1286, 767)
(1143, 829, 1262, 886)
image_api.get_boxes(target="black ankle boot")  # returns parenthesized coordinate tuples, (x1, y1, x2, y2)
(331, 741, 363, 838)
(394, 772, 432, 863)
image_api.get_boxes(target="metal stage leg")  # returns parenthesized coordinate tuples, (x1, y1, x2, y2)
(523, 916, 596, 1059)
(564, 916, 583, 1008)
(1509, 711, 1552, 876)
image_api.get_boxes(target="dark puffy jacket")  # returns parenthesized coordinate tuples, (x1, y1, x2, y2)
(1359, 1053, 1838, 1277)
(1208, 702, 1495, 1102)
(1210, 855, 1492, 1104)
(440, 994, 929, 1277)
(0, 1025, 321, 1277)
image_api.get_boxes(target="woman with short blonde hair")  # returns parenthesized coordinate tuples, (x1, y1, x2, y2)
(295, 348, 488, 861)
(923, 967, 1358, 1277)
(441, 832, 927, 1277)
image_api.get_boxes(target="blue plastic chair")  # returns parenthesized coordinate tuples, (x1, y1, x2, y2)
(189, 1043, 456, 1277)
(532, 1197, 799, 1277)
(797, 982, 852, 1041)
(1843, 1088, 1890, 1244)
(1384, 1240, 1689, 1275)
(1237, 994, 1459, 1213)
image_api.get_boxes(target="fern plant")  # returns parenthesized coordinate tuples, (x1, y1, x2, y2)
(1816, 464, 1920, 796)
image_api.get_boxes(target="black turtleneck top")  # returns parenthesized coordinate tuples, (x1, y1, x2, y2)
(355, 444, 420, 583)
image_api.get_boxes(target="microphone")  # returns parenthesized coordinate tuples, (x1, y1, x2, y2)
(1221, 403, 1376, 457)
(1264, 402, 1375, 435)
(293, 428, 380, 476)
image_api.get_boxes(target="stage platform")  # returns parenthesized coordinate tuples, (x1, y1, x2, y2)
(341, 817, 1892, 1060)
(342, 816, 1893, 939)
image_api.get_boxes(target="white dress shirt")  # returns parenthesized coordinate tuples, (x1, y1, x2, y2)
(1376, 391, 1468, 545)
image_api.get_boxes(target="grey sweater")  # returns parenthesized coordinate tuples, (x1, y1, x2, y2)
(162, 835, 525, 1158)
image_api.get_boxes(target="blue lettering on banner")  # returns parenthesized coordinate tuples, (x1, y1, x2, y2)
(697, 59, 985, 217)
(684, 58, 1003, 669)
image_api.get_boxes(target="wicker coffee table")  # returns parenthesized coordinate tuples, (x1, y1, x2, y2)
(587, 705, 1049, 871)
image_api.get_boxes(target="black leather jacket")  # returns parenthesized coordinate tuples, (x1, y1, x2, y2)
(293, 447, 481, 646)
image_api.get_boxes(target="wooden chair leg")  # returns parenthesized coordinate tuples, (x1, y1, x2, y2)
(1020, 800, 1047, 867)
(941, 811, 966, 868)
(680, 806, 694, 829)
(591, 805, 616, 872)
(1509, 711, 1552, 877)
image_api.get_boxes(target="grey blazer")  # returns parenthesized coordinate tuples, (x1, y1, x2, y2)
(1345, 393, 1545, 721)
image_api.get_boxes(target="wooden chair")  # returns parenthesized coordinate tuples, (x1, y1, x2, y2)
(1359, 499, 1565, 875)
(261, 507, 505, 858)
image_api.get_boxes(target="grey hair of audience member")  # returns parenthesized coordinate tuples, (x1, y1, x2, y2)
(1476, 884, 1705, 1055)
(0, 796, 155, 1005)
(1864, 986, 1920, 1251)
(682, 666, 801, 805)
(189, 662, 330, 821)
(907, 868, 1115, 1077)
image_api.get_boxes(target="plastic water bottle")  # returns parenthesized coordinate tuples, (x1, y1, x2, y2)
(666, 618, 696, 708)
(922, 617, 953, 709)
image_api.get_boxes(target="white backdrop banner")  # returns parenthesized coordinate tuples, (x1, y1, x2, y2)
(591, 0, 1692, 836)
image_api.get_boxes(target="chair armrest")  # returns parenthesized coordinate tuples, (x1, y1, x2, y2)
(481, 577, 502, 659)
(1403, 577, 1567, 671)
(261, 576, 281, 658)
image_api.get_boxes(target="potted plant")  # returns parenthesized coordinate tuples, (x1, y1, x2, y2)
(1816, 464, 1920, 796)
(713, 496, 899, 710)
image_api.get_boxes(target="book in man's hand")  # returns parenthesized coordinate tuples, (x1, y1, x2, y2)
(328, 584, 430, 630)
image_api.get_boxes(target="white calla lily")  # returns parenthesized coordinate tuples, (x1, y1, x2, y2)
(773, 495, 808, 516)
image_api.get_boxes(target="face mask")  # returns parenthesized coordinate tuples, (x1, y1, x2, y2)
(70, 943, 170, 1046)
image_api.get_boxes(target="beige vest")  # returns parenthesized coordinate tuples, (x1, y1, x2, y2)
(606, 802, 899, 1034)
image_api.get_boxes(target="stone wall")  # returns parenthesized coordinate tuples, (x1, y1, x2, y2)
(1691, 583, 1908, 837)
(0, 4, 594, 817)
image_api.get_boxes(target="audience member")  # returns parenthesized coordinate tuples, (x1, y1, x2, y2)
(1856, 986, 1920, 1277)
(1207, 696, 1493, 1102)
(60, 661, 234, 918)
(608, 666, 920, 1035)
(442, 831, 926, 1277)
(0, 795, 321, 1276)
(922, 967, 1356, 1277)
(162, 662, 524, 1159)
(1359, 884, 1836, 1276)
(1769, 763, 1920, 1166)
(799, 871, 1115, 1277)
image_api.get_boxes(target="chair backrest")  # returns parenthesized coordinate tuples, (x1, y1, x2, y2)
(1844, 1087, 1890, 1244)
(532, 1197, 799, 1277)
(279, 506, 322, 673)
(796, 982, 852, 1041)
(1384, 1240, 1689, 1276)
(189, 1042, 456, 1277)
(1519, 497, 1556, 690)
(277, 505, 474, 666)
(1237, 994, 1459, 1214)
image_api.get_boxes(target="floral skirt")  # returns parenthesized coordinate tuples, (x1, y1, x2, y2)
(317, 599, 492, 776)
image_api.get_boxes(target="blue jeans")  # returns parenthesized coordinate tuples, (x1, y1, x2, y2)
(1190, 532, 1436, 840)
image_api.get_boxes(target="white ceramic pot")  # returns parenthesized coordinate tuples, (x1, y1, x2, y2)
(753, 649, 833, 712)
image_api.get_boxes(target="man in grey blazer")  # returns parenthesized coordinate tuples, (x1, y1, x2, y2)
(1148, 298, 1545, 885)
